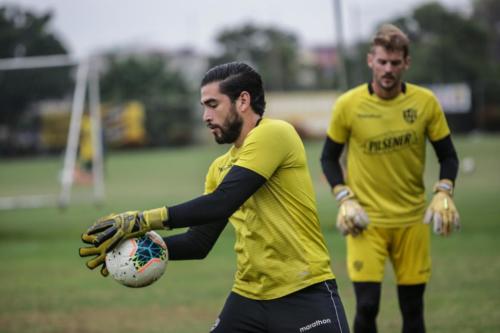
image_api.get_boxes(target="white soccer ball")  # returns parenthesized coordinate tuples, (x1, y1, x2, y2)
(105, 231, 168, 288)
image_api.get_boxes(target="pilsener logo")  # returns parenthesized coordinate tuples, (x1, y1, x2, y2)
(299, 318, 332, 332)
(364, 130, 417, 154)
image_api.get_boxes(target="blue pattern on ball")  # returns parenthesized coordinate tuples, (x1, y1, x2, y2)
(132, 234, 167, 270)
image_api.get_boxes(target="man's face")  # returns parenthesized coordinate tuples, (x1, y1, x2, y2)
(200, 81, 243, 144)
(368, 46, 409, 92)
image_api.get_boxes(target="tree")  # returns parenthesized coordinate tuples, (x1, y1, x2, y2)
(473, 0, 500, 65)
(99, 53, 194, 146)
(0, 5, 71, 129)
(391, 2, 489, 83)
(472, 0, 500, 127)
(210, 24, 301, 91)
(343, 2, 491, 86)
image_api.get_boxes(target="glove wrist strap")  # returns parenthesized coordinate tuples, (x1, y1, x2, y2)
(333, 185, 355, 203)
(142, 207, 169, 230)
(433, 179, 454, 196)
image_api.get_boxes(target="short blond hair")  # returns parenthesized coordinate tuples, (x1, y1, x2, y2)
(371, 24, 410, 57)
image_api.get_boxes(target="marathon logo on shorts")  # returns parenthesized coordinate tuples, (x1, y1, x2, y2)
(364, 130, 417, 154)
(299, 318, 332, 332)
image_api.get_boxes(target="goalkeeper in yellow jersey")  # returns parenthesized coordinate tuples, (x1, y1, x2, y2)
(321, 24, 460, 333)
(80, 62, 349, 332)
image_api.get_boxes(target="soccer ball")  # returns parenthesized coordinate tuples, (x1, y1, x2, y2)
(105, 231, 168, 288)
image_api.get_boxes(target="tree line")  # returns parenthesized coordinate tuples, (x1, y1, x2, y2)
(0, 1, 498, 154)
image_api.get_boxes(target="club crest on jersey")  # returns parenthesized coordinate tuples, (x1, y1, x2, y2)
(402, 108, 417, 124)
(353, 260, 363, 272)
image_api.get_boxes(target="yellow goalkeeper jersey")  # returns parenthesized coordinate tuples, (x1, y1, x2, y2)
(205, 118, 335, 300)
(327, 83, 451, 227)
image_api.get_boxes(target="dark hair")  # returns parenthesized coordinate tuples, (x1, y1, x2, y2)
(201, 62, 266, 116)
(371, 24, 410, 58)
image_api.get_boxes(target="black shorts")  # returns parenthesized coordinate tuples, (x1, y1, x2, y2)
(210, 279, 350, 333)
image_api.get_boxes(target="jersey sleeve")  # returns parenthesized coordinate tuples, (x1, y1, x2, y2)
(204, 160, 218, 194)
(326, 96, 350, 143)
(234, 122, 296, 180)
(426, 94, 451, 141)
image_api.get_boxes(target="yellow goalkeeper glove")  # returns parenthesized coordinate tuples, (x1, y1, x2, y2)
(424, 179, 460, 236)
(79, 207, 169, 276)
(333, 185, 370, 237)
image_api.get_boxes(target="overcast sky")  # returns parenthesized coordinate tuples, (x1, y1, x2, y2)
(2, 0, 472, 58)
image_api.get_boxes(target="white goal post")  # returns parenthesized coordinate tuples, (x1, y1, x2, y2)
(0, 54, 105, 210)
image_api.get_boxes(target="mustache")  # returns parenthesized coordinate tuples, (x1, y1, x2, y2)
(206, 122, 220, 130)
(382, 74, 395, 79)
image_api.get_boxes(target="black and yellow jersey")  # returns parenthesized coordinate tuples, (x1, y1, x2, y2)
(327, 83, 450, 227)
(205, 118, 334, 300)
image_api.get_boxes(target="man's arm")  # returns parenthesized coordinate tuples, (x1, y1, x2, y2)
(79, 165, 266, 274)
(164, 220, 228, 260)
(167, 165, 266, 228)
(320, 136, 345, 188)
(425, 134, 460, 236)
(320, 136, 369, 236)
(430, 135, 459, 182)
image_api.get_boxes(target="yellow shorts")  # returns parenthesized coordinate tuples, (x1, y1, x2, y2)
(347, 223, 431, 285)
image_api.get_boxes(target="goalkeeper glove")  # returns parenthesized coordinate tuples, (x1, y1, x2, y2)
(79, 207, 169, 276)
(424, 179, 460, 236)
(333, 185, 369, 237)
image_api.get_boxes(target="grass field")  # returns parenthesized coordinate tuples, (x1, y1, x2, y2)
(1, 134, 499, 333)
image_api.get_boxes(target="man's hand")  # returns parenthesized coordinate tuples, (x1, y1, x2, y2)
(79, 207, 168, 275)
(424, 179, 460, 236)
(333, 185, 369, 237)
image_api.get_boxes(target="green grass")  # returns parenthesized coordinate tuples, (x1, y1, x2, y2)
(0, 134, 499, 333)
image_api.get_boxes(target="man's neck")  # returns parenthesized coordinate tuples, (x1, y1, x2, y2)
(234, 113, 262, 148)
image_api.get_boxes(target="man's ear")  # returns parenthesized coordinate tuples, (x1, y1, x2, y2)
(238, 91, 251, 112)
(404, 55, 411, 70)
(367, 52, 373, 69)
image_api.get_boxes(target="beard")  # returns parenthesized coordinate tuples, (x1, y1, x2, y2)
(377, 74, 399, 91)
(212, 104, 243, 144)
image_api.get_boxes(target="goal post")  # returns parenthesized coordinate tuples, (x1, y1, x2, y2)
(0, 54, 105, 210)
(88, 61, 105, 205)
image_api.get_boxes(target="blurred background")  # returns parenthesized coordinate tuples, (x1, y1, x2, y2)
(1, 0, 499, 156)
(0, 0, 499, 332)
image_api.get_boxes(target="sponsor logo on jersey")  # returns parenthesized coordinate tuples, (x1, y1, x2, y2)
(418, 267, 431, 275)
(357, 112, 382, 119)
(402, 108, 417, 124)
(218, 157, 238, 173)
(217, 164, 232, 172)
(364, 131, 417, 154)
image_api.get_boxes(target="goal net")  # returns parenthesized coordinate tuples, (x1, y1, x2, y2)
(0, 55, 105, 210)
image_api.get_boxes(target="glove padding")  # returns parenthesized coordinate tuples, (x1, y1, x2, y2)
(333, 185, 370, 237)
(424, 179, 460, 236)
(79, 207, 168, 276)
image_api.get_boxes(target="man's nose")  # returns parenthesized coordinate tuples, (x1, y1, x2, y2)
(203, 108, 212, 122)
(384, 63, 394, 72)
